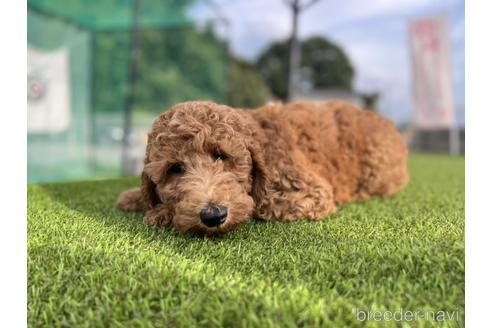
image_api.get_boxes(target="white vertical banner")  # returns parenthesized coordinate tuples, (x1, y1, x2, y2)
(409, 14, 455, 129)
(27, 46, 71, 133)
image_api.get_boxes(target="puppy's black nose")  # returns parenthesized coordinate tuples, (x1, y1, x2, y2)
(200, 203, 228, 227)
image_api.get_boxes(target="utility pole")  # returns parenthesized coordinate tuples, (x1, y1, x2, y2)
(285, 0, 320, 101)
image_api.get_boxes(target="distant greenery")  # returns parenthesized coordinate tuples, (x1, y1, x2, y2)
(136, 26, 228, 112)
(228, 58, 270, 108)
(28, 154, 464, 327)
(93, 29, 272, 113)
(93, 26, 228, 114)
(257, 36, 355, 100)
(30, 1, 357, 113)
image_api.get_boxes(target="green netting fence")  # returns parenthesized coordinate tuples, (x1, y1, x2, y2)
(27, 0, 228, 183)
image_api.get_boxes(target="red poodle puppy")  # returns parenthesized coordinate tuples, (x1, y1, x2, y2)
(116, 100, 408, 234)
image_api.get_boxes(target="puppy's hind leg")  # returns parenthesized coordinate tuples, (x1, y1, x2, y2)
(115, 187, 145, 212)
(256, 170, 337, 222)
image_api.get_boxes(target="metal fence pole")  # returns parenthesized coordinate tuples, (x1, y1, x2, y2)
(121, 0, 142, 175)
(450, 126, 460, 155)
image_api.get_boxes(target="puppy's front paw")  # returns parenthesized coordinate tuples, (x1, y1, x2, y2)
(144, 205, 172, 227)
(116, 187, 144, 212)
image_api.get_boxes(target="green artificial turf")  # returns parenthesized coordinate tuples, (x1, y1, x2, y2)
(28, 154, 464, 328)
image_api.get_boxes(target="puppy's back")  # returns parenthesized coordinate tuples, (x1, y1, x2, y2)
(254, 100, 408, 203)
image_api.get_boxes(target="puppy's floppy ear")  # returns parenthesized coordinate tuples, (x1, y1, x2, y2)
(141, 161, 165, 208)
(248, 141, 270, 205)
(139, 109, 176, 209)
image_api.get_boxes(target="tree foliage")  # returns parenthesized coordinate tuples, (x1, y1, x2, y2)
(228, 58, 270, 108)
(93, 26, 228, 113)
(136, 27, 228, 112)
(257, 36, 355, 100)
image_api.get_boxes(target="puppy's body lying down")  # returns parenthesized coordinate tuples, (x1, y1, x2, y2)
(117, 100, 408, 234)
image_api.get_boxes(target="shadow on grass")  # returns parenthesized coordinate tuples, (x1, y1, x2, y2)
(34, 179, 348, 293)
(35, 179, 275, 244)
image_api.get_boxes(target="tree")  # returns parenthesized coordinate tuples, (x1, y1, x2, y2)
(228, 58, 270, 108)
(135, 26, 228, 111)
(257, 36, 355, 101)
(93, 26, 229, 114)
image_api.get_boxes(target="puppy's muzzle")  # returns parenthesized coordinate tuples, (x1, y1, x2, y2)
(200, 203, 228, 227)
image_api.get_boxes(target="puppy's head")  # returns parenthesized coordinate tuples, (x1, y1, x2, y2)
(141, 101, 268, 234)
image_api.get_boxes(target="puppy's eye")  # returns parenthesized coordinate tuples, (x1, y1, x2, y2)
(168, 163, 185, 174)
(212, 149, 227, 161)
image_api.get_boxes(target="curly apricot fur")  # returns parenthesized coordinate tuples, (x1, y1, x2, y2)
(115, 100, 408, 234)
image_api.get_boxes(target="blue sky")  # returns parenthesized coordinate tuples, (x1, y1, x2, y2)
(189, 0, 464, 126)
